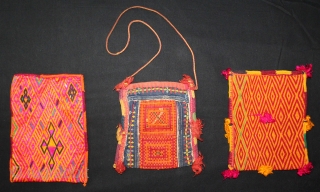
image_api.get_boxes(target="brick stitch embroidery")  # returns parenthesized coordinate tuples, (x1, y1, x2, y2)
(10, 74, 88, 186)
(221, 65, 314, 179)
(106, 6, 204, 175)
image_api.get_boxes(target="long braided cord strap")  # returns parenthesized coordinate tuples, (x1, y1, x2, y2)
(106, 5, 199, 90)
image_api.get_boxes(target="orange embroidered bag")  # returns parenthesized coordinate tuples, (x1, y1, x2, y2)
(106, 6, 204, 175)
(221, 65, 314, 178)
(10, 74, 88, 185)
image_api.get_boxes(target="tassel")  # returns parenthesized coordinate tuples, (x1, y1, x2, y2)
(257, 112, 275, 123)
(296, 64, 313, 78)
(297, 162, 313, 176)
(224, 118, 231, 143)
(192, 153, 205, 176)
(116, 124, 124, 144)
(114, 76, 134, 91)
(191, 119, 204, 141)
(304, 115, 314, 131)
(222, 169, 239, 179)
(179, 74, 196, 90)
(258, 165, 273, 177)
(221, 68, 231, 80)
(114, 161, 126, 174)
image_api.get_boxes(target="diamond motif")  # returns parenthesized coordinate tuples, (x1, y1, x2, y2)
(20, 88, 31, 109)
(68, 84, 77, 102)
(40, 123, 64, 170)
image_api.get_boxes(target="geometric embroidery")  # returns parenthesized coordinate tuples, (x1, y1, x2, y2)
(40, 123, 64, 170)
(68, 84, 77, 102)
(10, 74, 88, 185)
(20, 88, 31, 109)
(139, 100, 177, 169)
(225, 70, 311, 174)
(114, 81, 199, 172)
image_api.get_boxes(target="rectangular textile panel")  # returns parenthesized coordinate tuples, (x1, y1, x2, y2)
(10, 74, 88, 186)
(222, 66, 314, 178)
(113, 79, 203, 175)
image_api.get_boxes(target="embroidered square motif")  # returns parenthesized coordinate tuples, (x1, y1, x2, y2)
(222, 66, 314, 178)
(10, 74, 88, 185)
(114, 80, 203, 174)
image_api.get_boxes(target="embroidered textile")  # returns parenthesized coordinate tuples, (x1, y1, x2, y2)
(223, 69, 314, 177)
(114, 81, 201, 172)
(10, 74, 88, 185)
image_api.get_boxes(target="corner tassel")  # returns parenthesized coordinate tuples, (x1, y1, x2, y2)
(180, 74, 196, 90)
(191, 119, 204, 141)
(304, 115, 314, 131)
(258, 165, 273, 177)
(114, 161, 126, 174)
(192, 153, 205, 176)
(222, 169, 239, 179)
(114, 76, 134, 91)
(296, 64, 313, 78)
(297, 162, 313, 176)
(221, 68, 231, 80)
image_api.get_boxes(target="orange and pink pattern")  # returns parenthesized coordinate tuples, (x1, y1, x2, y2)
(10, 74, 88, 185)
(225, 70, 312, 173)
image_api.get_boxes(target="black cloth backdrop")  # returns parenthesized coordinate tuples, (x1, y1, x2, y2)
(1, 0, 320, 191)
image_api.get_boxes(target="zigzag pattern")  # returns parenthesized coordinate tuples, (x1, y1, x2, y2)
(230, 73, 307, 170)
(10, 74, 88, 184)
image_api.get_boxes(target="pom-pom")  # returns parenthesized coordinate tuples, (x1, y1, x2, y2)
(221, 68, 231, 80)
(297, 162, 313, 176)
(191, 119, 204, 141)
(304, 115, 314, 132)
(257, 112, 275, 124)
(192, 153, 205, 176)
(296, 64, 313, 78)
(222, 169, 239, 179)
(258, 165, 273, 177)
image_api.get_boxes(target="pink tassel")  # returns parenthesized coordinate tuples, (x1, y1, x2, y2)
(114, 76, 134, 91)
(191, 119, 204, 141)
(180, 74, 196, 90)
(296, 64, 313, 78)
(222, 169, 239, 179)
(221, 68, 231, 80)
(192, 153, 205, 176)
(114, 161, 126, 174)
(256, 112, 275, 123)
(297, 162, 313, 176)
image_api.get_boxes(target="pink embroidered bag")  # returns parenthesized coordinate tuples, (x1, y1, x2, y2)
(10, 74, 88, 185)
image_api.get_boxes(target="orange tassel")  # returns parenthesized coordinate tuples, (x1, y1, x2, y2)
(114, 76, 134, 91)
(180, 74, 196, 90)
(114, 161, 126, 174)
(192, 153, 205, 176)
(191, 119, 204, 141)
(304, 115, 314, 131)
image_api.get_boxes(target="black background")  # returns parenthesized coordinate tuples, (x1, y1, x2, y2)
(1, 0, 320, 191)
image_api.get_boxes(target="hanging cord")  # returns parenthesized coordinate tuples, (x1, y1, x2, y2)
(106, 5, 198, 90)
